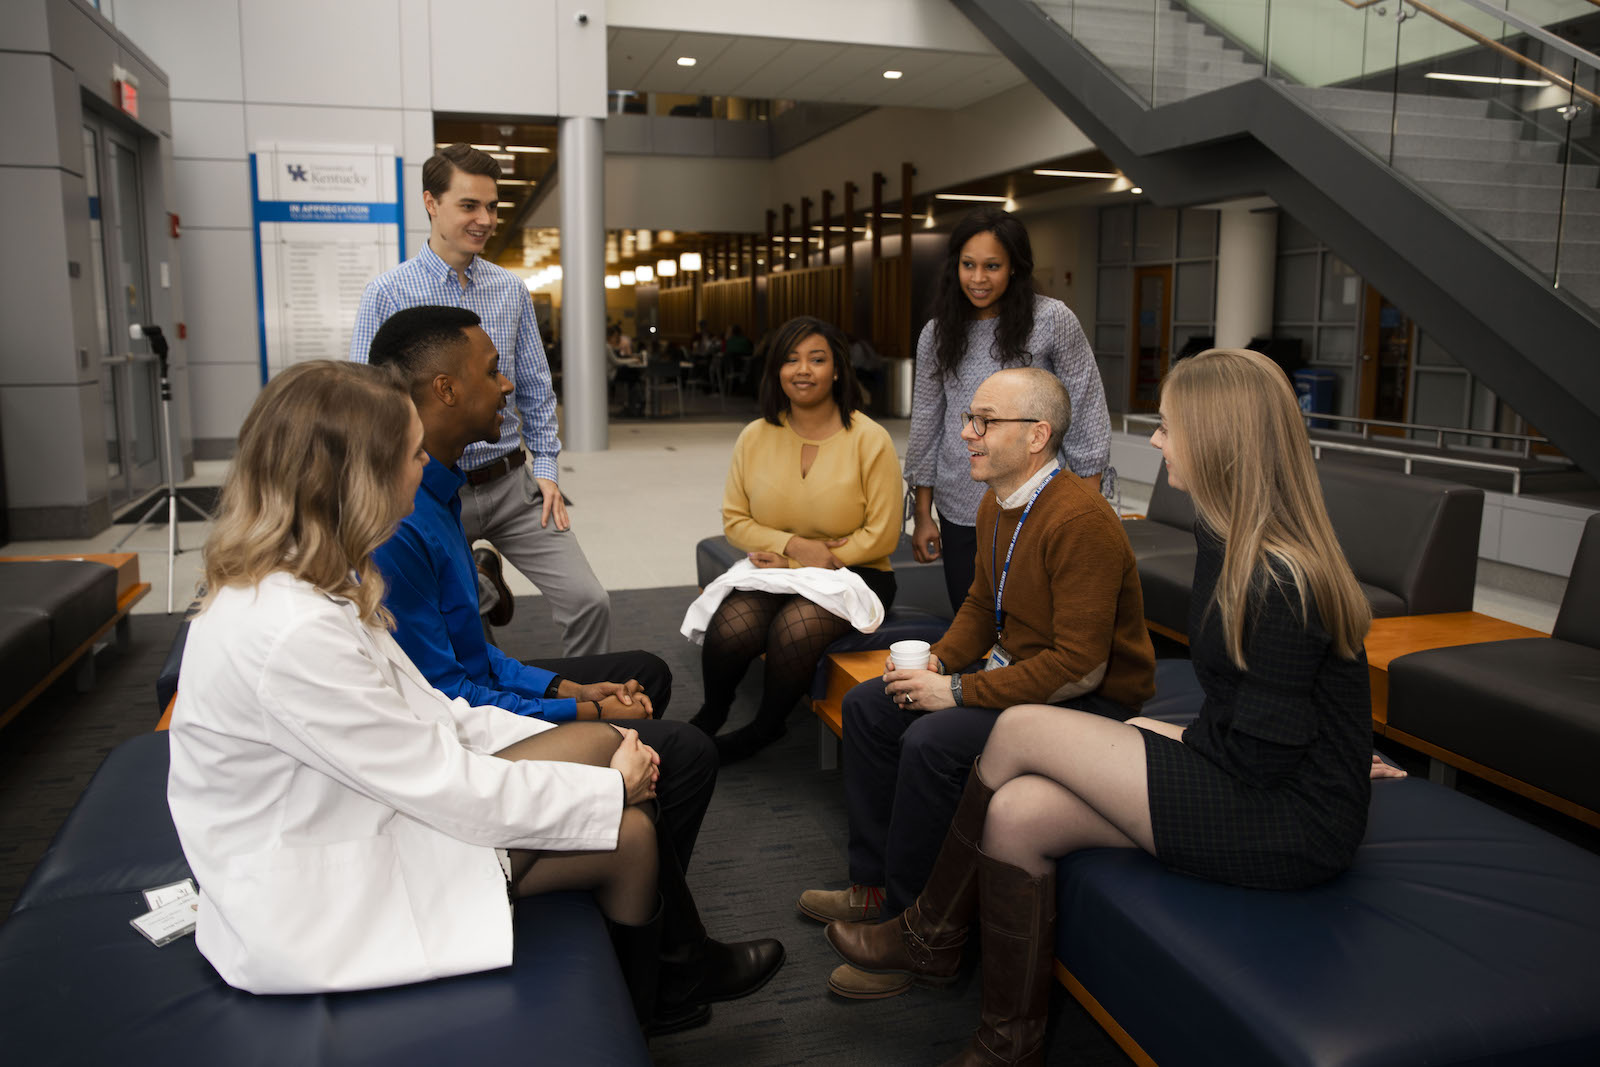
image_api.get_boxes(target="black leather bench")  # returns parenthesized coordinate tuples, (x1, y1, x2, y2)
(0, 559, 120, 723)
(1386, 513, 1600, 824)
(1128, 464, 1484, 638)
(1057, 661, 1600, 1066)
(0, 732, 651, 1066)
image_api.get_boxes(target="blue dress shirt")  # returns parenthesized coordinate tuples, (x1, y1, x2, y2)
(350, 243, 560, 479)
(373, 455, 579, 721)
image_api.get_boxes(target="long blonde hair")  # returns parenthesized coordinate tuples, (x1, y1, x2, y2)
(199, 361, 414, 626)
(1161, 348, 1370, 668)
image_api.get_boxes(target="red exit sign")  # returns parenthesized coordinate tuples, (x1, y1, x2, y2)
(111, 65, 139, 119)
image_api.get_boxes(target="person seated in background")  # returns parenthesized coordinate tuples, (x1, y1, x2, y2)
(689, 315, 903, 765)
(366, 306, 783, 1034)
(825, 349, 1399, 1065)
(798, 367, 1157, 1000)
(168, 360, 663, 1008)
(607, 323, 644, 416)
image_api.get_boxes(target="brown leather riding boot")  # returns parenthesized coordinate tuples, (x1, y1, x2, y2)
(825, 761, 995, 986)
(939, 852, 1057, 1067)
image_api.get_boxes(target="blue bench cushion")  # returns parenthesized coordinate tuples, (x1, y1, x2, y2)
(1, 733, 650, 1066)
(1057, 776, 1600, 1066)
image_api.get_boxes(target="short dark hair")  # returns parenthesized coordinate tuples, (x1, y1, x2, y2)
(758, 316, 861, 429)
(368, 306, 481, 397)
(422, 143, 501, 199)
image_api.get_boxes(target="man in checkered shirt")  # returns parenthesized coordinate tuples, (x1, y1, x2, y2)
(352, 144, 609, 656)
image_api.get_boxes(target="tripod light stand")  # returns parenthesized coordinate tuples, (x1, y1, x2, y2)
(112, 323, 211, 612)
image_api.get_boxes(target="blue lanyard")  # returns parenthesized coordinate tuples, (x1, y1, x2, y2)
(992, 467, 1060, 633)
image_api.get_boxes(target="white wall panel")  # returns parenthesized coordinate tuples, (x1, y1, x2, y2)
(0, 53, 66, 168)
(114, 0, 245, 102)
(606, 0, 995, 52)
(170, 100, 248, 160)
(244, 103, 404, 152)
(403, 163, 428, 235)
(240, 0, 403, 108)
(398, 0, 432, 110)
(187, 361, 264, 440)
(0, 384, 90, 504)
(172, 158, 252, 229)
(0, 169, 73, 387)
(605, 155, 771, 231)
(430, 0, 559, 115)
(556, 0, 607, 118)
(179, 229, 259, 366)
(401, 109, 433, 167)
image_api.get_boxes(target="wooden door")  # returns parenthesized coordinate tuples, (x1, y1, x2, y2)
(1128, 266, 1172, 412)
(1358, 285, 1412, 436)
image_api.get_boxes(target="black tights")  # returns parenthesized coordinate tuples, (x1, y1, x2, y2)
(694, 590, 850, 764)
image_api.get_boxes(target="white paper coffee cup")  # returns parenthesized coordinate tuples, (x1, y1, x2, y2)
(889, 639, 932, 671)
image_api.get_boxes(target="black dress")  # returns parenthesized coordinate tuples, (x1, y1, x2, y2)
(1142, 526, 1372, 890)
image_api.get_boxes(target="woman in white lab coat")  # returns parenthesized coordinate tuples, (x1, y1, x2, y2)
(167, 360, 660, 996)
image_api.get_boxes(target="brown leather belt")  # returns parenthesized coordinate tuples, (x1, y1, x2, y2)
(463, 449, 526, 486)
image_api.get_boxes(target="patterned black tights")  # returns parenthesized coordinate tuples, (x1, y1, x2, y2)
(693, 590, 850, 763)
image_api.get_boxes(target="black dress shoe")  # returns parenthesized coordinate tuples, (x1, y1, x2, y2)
(645, 999, 712, 1037)
(693, 937, 786, 1003)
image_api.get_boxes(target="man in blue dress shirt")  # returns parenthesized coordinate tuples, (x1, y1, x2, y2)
(369, 306, 783, 1034)
(351, 143, 610, 658)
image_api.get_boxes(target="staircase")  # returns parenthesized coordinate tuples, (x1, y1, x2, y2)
(1292, 85, 1600, 310)
(956, 0, 1600, 479)
(1038, 1, 1261, 105)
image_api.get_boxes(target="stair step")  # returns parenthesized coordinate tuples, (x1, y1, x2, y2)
(1289, 85, 1495, 120)
(1459, 206, 1600, 242)
(1503, 236, 1600, 273)
(1073, 36, 1254, 70)
(1427, 179, 1600, 215)
(1391, 154, 1600, 187)
(1318, 107, 1527, 142)
(1346, 126, 1561, 162)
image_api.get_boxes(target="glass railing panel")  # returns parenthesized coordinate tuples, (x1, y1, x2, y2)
(1036, 1, 1161, 106)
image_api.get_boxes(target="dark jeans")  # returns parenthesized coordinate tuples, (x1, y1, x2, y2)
(938, 519, 978, 616)
(842, 675, 1132, 914)
(528, 650, 717, 870)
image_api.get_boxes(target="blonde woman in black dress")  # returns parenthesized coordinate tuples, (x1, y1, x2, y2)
(826, 348, 1394, 1066)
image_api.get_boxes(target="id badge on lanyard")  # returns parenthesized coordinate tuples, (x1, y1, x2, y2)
(991, 467, 1060, 657)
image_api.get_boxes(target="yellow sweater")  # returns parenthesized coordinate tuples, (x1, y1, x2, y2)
(722, 413, 903, 571)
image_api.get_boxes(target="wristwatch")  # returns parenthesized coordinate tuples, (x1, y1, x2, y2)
(950, 673, 963, 707)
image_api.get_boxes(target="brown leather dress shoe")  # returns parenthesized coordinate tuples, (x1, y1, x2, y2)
(473, 546, 515, 627)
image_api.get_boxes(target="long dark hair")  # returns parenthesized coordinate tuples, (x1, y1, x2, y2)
(927, 207, 1038, 381)
(758, 316, 861, 429)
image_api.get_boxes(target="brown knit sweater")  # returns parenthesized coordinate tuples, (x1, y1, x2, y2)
(931, 471, 1155, 711)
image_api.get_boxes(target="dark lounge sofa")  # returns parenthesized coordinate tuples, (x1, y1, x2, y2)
(1129, 463, 1484, 637)
(0, 731, 651, 1066)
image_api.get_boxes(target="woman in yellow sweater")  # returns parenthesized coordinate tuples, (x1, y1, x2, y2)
(692, 316, 905, 764)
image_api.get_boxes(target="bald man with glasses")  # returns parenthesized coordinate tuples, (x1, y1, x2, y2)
(799, 367, 1156, 1000)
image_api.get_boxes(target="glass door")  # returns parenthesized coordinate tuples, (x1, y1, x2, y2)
(87, 116, 163, 507)
(1127, 266, 1172, 412)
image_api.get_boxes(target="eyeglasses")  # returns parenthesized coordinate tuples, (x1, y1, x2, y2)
(961, 413, 1040, 437)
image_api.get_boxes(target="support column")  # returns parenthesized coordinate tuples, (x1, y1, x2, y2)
(559, 115, 607, 452)
(1214, 203, 1278, 350)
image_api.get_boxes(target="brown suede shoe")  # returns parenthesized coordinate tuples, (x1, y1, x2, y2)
(797, 884, 884, 924)
(827, 963, 912, 1000)
(474, 546, 515, 627)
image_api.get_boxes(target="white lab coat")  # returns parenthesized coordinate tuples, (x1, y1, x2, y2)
(167, 572, 624, 995)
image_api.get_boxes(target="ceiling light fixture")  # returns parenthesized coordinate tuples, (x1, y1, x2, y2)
(505, 145, 550, 153)
(656, 258, 678, 277)
(1424, 71, 1550, 87)
(605, 274, 621, 289)
(934, 193, 1008, 203)
(621, 270, 636, 286)
(677, 56, 697, 67)
(883, 70, 903, 79)
(680, 251, 703, 272)
(1032, 168, 1121, 179)
(1130, 187, 1144, 195)
(636, 264, 654, 283)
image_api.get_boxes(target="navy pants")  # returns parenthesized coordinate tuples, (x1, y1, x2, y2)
(843, 675, 1133, 913)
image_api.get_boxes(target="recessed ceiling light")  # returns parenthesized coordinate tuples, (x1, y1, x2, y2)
(469, 143, 500, 151)
(935, 193, 1008, 203)
(1032, 169, 1121, 179)
(497, 201, 515, 208)
(883, 70, 903, 80)
(1130, 187, 1144, 195)
(1424, 71, 1549, 87)
(506, 145, 550, 154)
(677, 56, 697, 67)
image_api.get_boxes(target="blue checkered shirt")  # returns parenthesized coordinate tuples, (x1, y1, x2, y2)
(350, 243, 560, 479)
